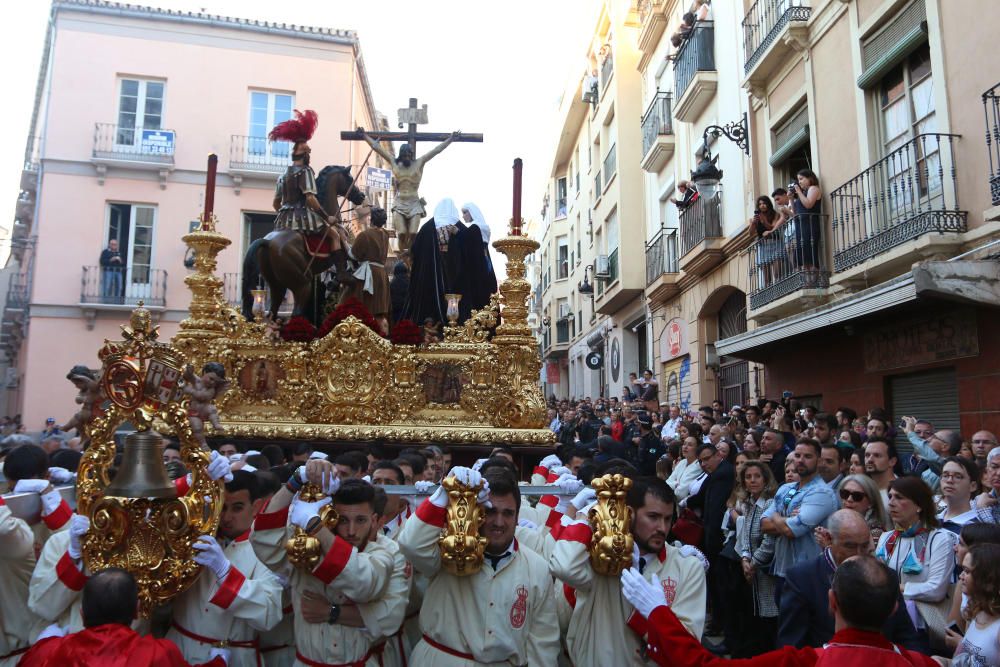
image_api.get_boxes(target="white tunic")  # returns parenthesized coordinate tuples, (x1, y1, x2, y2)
(166, 533, 284, 667)
(356, 534, 409, 667)
(396, 499, 561, 666)
(0, 501, 40, 665)
(28, 529, 84, 636)
(548, 519, 706, 667)
(251, 503, 396, 667)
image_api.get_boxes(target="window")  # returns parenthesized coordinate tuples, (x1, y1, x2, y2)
(106, 203, 156, 296)
(249, 90, 295, 161)
(606, 209, 619, 283)
(878, 45, 937, 208)
(116, 78, 164, 145)
(557, 236, 569, 279)
(556, 178, 568, 218)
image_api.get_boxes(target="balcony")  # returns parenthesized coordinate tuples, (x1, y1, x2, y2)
(984, 82, 1000, 207)
(80, 266, 167, 310)
(742, 0, 811, 84)
(556, 320, 571, 345)
(593, 170, 602, 206)
(641, 92, 675, 172)
(747, 213, 830, 319)
(602, 144, 617, 190)
(92, 123, 174, 186)
(673, 22, 717, 122)
(679, 190, 724, 277)
(831, 133, 967, 279)
(229, 135, 291, 178)
(637, 0, 668, 70)
(600, 53, 614, 94)
(21, 135, 41, 192)
(645, 227, 680, 303)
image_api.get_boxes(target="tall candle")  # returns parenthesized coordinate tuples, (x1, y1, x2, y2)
(512, 158, 523, 235)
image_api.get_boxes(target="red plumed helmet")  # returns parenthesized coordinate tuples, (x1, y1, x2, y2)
(268, 109, 319, 144)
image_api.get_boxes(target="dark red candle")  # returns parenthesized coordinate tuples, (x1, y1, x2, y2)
(512, 158, 523, 235)
(203, 153, 218, 228)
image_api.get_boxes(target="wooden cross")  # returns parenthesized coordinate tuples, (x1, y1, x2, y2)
(340, 97, 483, 155)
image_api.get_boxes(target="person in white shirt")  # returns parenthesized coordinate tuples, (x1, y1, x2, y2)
(661, 405, 682, 441)
(666, 436, 703, 501)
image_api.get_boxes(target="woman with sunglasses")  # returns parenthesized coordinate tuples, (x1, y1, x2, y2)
(815, 474, 890, 549)
(938, 455, 981, 534)
(875, 476, 957, 653)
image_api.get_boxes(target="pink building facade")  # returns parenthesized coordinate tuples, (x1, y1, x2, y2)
(5, 0, 390, 428)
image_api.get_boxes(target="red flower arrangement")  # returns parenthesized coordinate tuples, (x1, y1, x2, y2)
(279, 316, 317, 342)
(389, 319, 422, 345)
(318, 297, 385, 338)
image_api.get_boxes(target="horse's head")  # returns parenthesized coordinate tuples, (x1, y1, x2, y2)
(316, 165, 367, 209)
(346, 182, 367, 206)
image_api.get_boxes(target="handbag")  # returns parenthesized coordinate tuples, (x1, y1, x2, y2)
(672, 507, 704, 547)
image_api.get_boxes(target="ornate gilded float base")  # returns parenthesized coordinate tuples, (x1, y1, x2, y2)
(588, 474, 635, 577)
(438, 477, 487, 576)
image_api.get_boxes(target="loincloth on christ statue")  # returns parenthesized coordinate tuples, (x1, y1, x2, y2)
(392, 195, 427, 221)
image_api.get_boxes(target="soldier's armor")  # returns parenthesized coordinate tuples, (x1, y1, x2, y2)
(274, 165, 326, 233)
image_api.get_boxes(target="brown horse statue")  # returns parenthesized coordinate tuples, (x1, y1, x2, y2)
(241, 165, 367, 324)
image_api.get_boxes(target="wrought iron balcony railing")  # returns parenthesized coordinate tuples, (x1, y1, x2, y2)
(748, 213, 830, 309)
(593, 170, 602, 204)
(556, 320, 570, 344)
(680, 191, 723, 257)
(230, 135, 291, 173)
(645, 227, 679, 286)
(674, 22, 715, 104)
(742, 0, 811, 74)
(984, 82, 1000, 205)
(607, 248, 619, 284)
(641, 92, 673, 157)
(93, 123, 175, 163)
(830, 133, 966, 272)
(81, 266, 167, 308)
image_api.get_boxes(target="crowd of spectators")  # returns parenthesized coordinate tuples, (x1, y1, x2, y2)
(544, 384, 1000, 661)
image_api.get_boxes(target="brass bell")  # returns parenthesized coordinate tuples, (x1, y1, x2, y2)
(104, 431, 177, 499)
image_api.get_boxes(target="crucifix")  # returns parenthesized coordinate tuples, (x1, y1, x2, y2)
(341, 98, 483, 252)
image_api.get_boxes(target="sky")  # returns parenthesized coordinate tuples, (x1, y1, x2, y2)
(1, 0, 600, 272)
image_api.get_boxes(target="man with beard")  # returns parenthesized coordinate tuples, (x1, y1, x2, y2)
(397, 467, 560, 665)
(165, 470, 284, 667)
(761, 439, 839, 593)
(356, 127, 461, 253)
(251, 461, 399, 666)
(864, 439, 898, 507)
(549, 476, 706, 667)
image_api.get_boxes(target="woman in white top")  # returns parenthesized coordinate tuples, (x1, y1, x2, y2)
(875, 476, 956, 652)
(666, 436, 702, 501)
(953, 543, 1000, 667)
(937, 456, 980, 534)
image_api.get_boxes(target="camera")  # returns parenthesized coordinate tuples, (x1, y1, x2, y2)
(788, 182, 797, 192)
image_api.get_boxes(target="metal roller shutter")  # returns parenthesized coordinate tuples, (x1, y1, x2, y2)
(889, 367, 959, 458)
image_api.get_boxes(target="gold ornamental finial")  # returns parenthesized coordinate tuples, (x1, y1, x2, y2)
(588, 474, 635, 576)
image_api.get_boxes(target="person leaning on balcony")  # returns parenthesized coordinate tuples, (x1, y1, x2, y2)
(789, 169, 823, 283)
(671, 180, 699, 211)
(750, 195, 786, 287)
(99, 238, 124, 300)
(694, 0, 712, 21)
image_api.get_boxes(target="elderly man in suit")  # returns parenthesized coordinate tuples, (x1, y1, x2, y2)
(776, 509, 922, 651)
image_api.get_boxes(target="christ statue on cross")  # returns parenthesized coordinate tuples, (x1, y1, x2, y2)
(355, 126, 460, 252)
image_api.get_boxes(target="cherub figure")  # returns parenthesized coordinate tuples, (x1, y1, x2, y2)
(183, 362, 230, 446)
(60, 365, 104, 435)
(423, 318, 441, 345)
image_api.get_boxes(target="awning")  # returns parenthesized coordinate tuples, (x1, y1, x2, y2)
(715, 273, 917, 357)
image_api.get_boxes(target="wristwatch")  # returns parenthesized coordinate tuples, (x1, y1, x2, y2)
(327, 603, 341, 625)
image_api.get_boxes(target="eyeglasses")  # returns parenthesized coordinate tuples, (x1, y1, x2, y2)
(839, 489, 867, 503)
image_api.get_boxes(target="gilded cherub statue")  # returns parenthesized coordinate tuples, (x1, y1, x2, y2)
(60, 365, 105, 436)
(183, 362, 230, 446)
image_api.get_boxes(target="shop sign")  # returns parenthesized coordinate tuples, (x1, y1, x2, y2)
(863, 308, 978, 372)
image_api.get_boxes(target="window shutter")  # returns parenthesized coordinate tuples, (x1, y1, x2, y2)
(769, 106, 810, 167)
(857, 0, 928, 89)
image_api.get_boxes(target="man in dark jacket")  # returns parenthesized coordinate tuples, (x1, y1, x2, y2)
(777, 509, 922, 652)
(686, 444, 734, 639)
(633, 413, 665, 476)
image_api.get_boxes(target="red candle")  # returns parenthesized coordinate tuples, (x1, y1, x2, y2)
(512, 158, 523, 235)
(203, 153, 218, 228)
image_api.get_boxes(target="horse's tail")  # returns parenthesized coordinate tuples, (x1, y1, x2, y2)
(241, 237, 268, 321)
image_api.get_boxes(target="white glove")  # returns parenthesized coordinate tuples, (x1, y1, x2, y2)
(245, 450, 261, 457)
(429, 484, 449, 508)
(289, 493, 332, 530)
(12, 479, 49, 494)
(518, 517, 539, 530)
(550, 465, 571, 477)
(571, 487, 597, 512)
(676, 543, 710, 572)
(309, 451, 329, 460)
(241, 463, 257, 473)
(621, 567, 667, 619)
(362, 475, 371, 483)
(207, 451, 233, 482)
(36, 624, 67, 641)
(539, 454, 562, 470)
(632, 541, 642, 570)
(48, 467, 75, 484)
(320, 469, 341, 496)
(68, 514, 90, 560)
(471, 457, 488, 472)
(450, 466, 482, 488)
(414, 480, 435, 494)
(209, 647, 231, 665)
(193, 535, 232, 581)
(228, 454, 244, 463)
(553, 473, 583, 514)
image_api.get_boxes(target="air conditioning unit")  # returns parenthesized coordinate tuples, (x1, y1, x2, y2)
(558, 303, 572, 319)
(595, 254, 610, 278)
